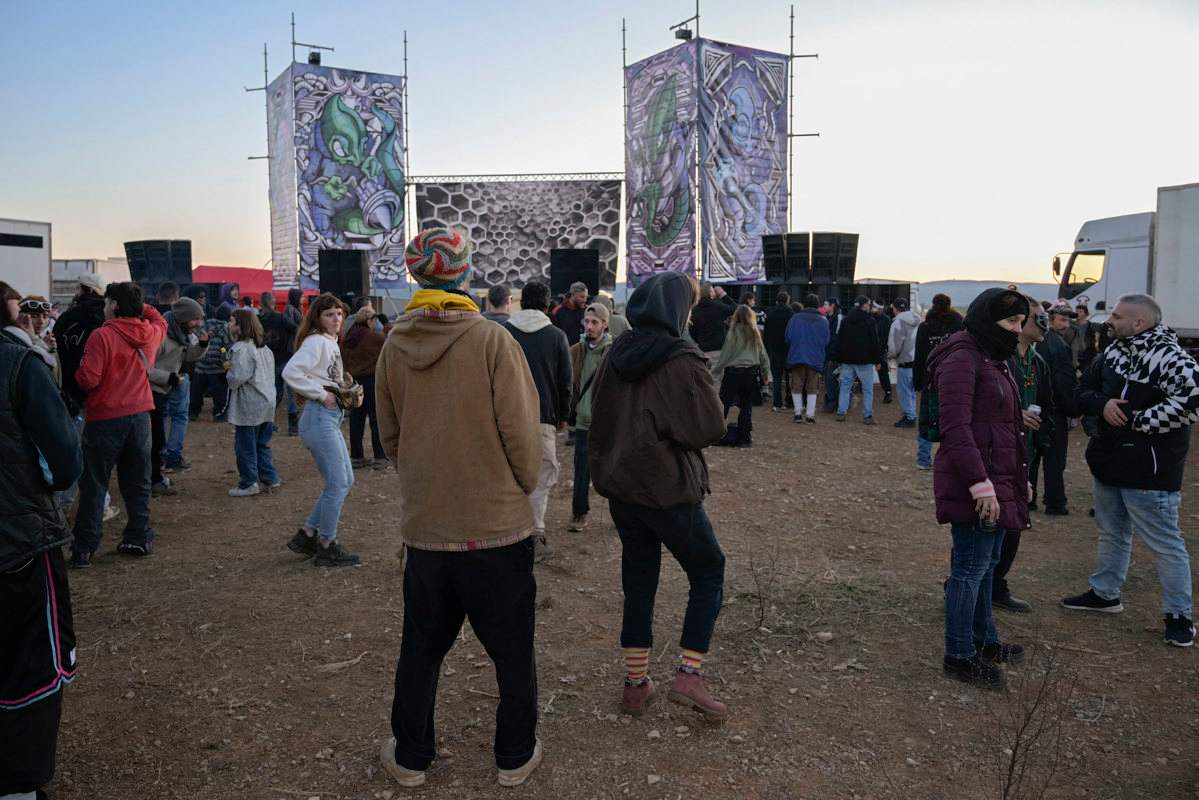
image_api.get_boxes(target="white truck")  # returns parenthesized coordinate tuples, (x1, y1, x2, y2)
(1053, 182, 1199, 343)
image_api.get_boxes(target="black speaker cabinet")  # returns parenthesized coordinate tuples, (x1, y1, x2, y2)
(836, 234, 860, 285)
(125, 239, 193, 287)
(784, 233, 810, 282)
(318, 250, 369, 297)
(549, 249, 600, 297)
(761, 235, 786, 282)
(810, 232, 858, 285)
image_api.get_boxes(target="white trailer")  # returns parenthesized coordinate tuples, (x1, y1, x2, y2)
(1054, 182, 1199, 341)
(0, 218, 52, 298)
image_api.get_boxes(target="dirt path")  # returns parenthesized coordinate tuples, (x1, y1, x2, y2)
(52, 402, 1199, 799)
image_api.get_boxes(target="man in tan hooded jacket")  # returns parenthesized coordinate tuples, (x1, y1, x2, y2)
(374, 227, 544, 790)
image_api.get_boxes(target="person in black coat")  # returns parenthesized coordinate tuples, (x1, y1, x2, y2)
(914, 294, 964, 468)
(763, 292, 795, 410)
(1036, 304, 1080, 514)
(822, 300, 842, 410)
(872, 304, 893, 403)
(834, 296, 884, 422)
(53, 278, 108, 417)
(688, 283, 737, 355)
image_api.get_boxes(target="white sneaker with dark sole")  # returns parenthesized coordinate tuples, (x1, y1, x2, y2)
(380, 737, 427, 788)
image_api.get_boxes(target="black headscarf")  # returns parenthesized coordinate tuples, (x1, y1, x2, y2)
(608, 272, 697, 381)
(964, 288, 1030, 361)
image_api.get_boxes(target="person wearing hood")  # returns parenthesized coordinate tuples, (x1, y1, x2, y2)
(189, 303, 232, 422)
(503, 281, 572, 563)
(70, 282, 168, 566)
(914, 294, 964, 469)
(147, 297, 207, 495)
(927, 288, 1030, 689)
(566, 302, 614, 532)
(217, 282, 240, 318)
(588, 272, 731, 720)
(784, 293, 831, 423)
(340, 304, 389, 470)
(1062, 294, 1198, 648)
(888, 297, 922, 427)
(374, 228, 543, 790)
(834, 296, 884, 424)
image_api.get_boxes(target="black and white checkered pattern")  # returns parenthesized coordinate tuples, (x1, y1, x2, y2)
(1102, 324, 1199, 434)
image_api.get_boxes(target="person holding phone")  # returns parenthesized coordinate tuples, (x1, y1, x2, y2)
(926, 288, 1030, 689)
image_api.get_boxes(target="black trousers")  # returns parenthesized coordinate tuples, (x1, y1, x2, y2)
(720, 367, 759, 444)
(993, 529, 1022, 598)
(572, 429, 591, 517)
(877, 362, 892, 393)
(150, 390, 166, 486)
(189, 371, 228, 419)
(1040, 412, 1069, 510)
(768, 351, 790, 408)
(391, 539, 538, 771)
(348, 374, 384, 460)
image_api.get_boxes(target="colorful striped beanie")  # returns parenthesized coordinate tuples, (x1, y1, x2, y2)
(405, 227, 473, 289)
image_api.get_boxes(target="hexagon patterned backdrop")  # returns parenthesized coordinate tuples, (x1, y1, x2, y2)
(414, 180, 621, 289)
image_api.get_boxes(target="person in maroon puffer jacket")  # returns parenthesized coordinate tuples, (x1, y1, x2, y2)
(926, 288, 1030, 689)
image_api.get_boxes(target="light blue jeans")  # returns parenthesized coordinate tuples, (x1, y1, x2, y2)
(1089, 478, 1193, 617)
(917, 436, 933, 467)
(163, 376, 190, 464)
(837, 363, 875, 418)
(896, 366, 916, 420)
(299, 402, 354, 542)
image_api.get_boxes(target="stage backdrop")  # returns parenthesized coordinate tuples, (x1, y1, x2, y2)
(624, 42, 698, 284)
(414, 180, 621, 289)
(698, 41, 789, 283)
(267, 63, 406, 290)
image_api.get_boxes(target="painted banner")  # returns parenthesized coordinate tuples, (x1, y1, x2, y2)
(624, 42, 698, 284)
(698, 41, 788, 283)
(268, 63, 407, 290)
(414, 180, 621, 288)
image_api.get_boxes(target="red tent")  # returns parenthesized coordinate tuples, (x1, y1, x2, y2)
(190, 266, 315, 310)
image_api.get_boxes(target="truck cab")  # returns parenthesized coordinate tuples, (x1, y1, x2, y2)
(1054, 212, 1153, 323)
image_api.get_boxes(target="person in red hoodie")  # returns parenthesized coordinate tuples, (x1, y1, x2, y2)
(69, 282, 167, 567)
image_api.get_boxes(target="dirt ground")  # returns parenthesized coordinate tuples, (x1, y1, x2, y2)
(50, 398, 1199, 800)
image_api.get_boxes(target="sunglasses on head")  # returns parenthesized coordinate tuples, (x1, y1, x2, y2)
(19, 300, 52, 313)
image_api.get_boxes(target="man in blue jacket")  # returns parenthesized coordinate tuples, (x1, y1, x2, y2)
(1061, 294, 1198, 647)
(784, 294, 831, 423)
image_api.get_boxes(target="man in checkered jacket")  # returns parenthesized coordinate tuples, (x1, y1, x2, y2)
(1061, 294, 1199, 647)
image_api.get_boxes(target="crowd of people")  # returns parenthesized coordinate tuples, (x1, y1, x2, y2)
(1, 228, 1197, 794)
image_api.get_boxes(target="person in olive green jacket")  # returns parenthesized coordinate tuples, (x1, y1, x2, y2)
(711, 304, 771, 447)
(566, 303, 613, 532)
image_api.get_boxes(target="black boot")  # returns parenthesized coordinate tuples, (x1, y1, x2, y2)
(287, 412, 299, 437)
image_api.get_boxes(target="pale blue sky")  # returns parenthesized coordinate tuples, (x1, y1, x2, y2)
(3, 0, 1197, 282)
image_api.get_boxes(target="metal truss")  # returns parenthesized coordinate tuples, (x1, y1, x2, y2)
(406, 171, 624, 184)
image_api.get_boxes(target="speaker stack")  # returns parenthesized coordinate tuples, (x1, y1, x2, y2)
(318, 249, 370, 298)
(549, 249, 600, 296)
(124, 239, 193, 288)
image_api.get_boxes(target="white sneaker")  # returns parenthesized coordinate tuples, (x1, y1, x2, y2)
(380, 737, 427, 788)
(497, 738, 543, 787)
(228, 483, 261, 497)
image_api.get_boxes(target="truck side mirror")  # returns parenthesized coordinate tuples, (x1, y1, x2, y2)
(1052, 255, 1061, 277)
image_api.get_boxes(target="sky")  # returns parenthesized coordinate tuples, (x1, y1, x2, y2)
(3, 0, 1197, 284)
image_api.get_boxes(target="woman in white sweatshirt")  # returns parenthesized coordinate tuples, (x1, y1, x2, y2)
(281, 294, 359, 567)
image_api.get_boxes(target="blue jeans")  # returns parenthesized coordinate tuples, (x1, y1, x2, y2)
(944, 523, 1004, 659)
(610, 500, 725, 653)
(837, 363, 875, 418)
(163, 376, 190, 464)
(72, 412, 153, 554)
(1089, 478, 1193, 616)
(896, 366, 916, 420)
(299, 402, 354, 542)
(916, 436, 933, 467)
(234, 422, 278, 489)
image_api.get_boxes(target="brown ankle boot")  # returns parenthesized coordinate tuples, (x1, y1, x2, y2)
(667, 669, 729, 720)
(620, 677, 655, 716)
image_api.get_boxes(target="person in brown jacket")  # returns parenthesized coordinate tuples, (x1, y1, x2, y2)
(339, 304, 388, 469)
(588, 271, 731, 720)
(374, 227, 544, 789)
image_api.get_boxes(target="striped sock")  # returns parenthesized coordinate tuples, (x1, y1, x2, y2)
(623, 647, 650, 684)
(680, 648, 704, 673)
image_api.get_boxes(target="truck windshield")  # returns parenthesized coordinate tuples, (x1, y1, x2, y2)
(1060, 251, 1104, 299)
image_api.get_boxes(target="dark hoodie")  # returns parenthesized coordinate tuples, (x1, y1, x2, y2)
(589, 272, 727, 509)
(54, 290, 108, 413)
(913, 307, 964, 390)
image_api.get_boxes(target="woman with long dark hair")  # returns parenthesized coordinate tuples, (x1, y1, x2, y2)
(926, 288, 1029, 688)
(281, 293, 359, 567)
(711, 304, 770, 447)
